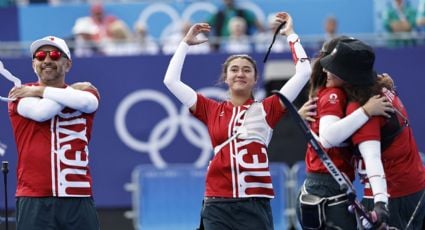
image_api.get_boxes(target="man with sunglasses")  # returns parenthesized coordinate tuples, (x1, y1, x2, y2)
(7, 36, 100, 230)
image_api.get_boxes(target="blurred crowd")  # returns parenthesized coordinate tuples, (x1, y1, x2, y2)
(67, 0, 425, 57)
(64, 0, 336, 57)
(1, 0, 425, 57)
(66, 0, 287, 57)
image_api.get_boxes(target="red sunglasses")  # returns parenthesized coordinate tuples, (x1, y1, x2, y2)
(33, 50, 65, 61)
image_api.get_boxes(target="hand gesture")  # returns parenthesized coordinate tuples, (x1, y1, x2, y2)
(361, 202, 390, 230)
(71, 81, 97, 91)
(275, 12, 294, 36)
(298, 97, 318, 122)
(362, 95, 394, 118)
(183, 23, 211, 46)
(9, 85, 44, 100)
(367, 202, 390, 230)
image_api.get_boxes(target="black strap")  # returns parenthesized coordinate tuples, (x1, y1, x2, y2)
(197, 200, 205, 230)
(263, 21, 286, 63)
(215, 11, 225, 37)
(381, 110, 408, 151)
(2, 161, 9, 230)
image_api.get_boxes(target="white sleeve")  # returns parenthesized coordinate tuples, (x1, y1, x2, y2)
(163, 42, 197, 108)
(43, 86, 99, 113)
(358, 140, 388, 204)
(279, 34, 312, 102)
(319, 108, 369, 148)
(17, 97, 64, 122)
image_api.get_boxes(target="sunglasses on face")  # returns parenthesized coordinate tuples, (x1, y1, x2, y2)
(33, 50, 65, 61)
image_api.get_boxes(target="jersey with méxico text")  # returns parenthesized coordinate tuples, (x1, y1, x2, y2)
(192, 94, 285, 198)
(347, 90, 425, 198)
(8, 82, 99, 197)
(305, 87, 355, 181)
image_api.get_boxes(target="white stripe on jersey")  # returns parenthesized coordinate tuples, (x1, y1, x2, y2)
(50, 118, 57, 196)
(230, 106, 238, 197)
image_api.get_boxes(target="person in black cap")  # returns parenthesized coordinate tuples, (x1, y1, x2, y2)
(8, 36, 101, 230)
(295, 36, 393, 229)
(320, 38, 425, 229)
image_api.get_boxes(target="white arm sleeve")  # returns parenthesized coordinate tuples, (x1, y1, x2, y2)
(43, 86, 99, 113)
(359, 140, 388, 204)
(319, 108, 369, 148)
(17, 97, 64, 122)
(163, 42, 197, 108)
(279, 34, 311, 102)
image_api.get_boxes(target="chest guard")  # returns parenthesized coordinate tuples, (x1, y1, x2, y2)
(213, 102, 273, 154)
(237, 102, 273, 145)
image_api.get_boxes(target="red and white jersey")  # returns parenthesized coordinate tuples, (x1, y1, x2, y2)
(8, 83, 99, 197)
(347, 90, 425, 198)
(305, 87, 355, 181)
(192, 94, 285, 198)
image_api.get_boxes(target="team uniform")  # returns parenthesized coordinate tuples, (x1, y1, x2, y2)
(193, 94, 284, 230)
(164, 22, 311, 228)
(347, 89, 425, 229)
(8, 82, 100, 230)
(306, 88, 353, 180)
(193, 94, 284, 198)
(297, 87, 357, 229)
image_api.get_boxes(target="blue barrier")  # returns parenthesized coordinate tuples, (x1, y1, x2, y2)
(129, 163, 291, 230)
(131, 164, 205, 230)
(269, 163, 291, 230)
(289, 161, 305, 229)
(0, 216, 16, 224)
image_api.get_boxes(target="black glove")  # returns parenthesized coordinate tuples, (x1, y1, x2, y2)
(371, 201, 390, 229)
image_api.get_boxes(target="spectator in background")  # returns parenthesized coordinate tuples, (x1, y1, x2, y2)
(0, 0, 12, 7)
(382, 0, 417, 47)
(162, 21, 210, 55)
(28, 0, 48, 3)
(89, 3, 117, 42)
(417, 0, 425, 33)
(72, 16, 101, 57)
(71, 3, 117, 46)
(221, 16, 253, 53)
(309, 15, 340, 51)
(323, 16, 338, 44)
(133, 22, 160, 55)
(100, 19, 141, 56)
(207, 0, 264, 51)
(254, 13, 287, 53)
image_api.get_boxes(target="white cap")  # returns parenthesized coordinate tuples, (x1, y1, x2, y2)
(30, 36, 71, 60)
(72, 17, 99, 36)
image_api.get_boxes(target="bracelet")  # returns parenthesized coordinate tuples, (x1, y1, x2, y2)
(362, 106, 371, 118)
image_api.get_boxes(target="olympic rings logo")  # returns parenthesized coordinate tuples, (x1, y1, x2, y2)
(135, 1, 266, 40)
(114, 87, 227, 168)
